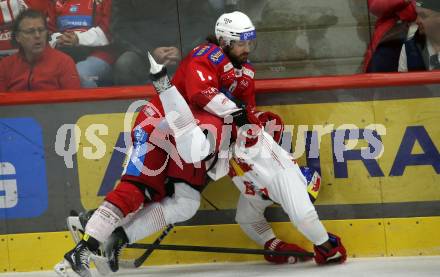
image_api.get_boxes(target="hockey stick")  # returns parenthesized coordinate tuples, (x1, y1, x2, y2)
(127, 243, 314, 257)
(66, 215, 173, 272)
(119, 224, 175, 268)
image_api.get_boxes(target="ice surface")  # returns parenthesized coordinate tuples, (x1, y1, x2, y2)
(2, 256, 439, 277)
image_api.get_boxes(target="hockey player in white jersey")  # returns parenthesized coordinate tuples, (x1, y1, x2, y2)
(101, 11, 346, 270)
(140, 11, 347, 266)
(57, 11, 346, 277)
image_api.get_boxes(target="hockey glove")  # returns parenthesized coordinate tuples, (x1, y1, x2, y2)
(314, 233, 347, 265)
(264, 238, 312, 264)
(231, 106, 260, 127)
(231, 106, 261, 147)
(255, 111, 284, 144)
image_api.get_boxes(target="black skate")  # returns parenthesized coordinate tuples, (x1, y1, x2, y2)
(148, 51, 172, 93)
(56, 240, 93, 277)
(103, 227, 129, 272)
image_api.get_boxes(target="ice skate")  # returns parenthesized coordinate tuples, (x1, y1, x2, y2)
(103, 227, 129, 272)
(148, 51, 172, 93)
(55, 240, 93, 277)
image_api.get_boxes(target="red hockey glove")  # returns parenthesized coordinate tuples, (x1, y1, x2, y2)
(231, 106, 261, 127)
(255, 111, 284, 144)
(264, 238, 312, 264)
(232, 106, 262, 147)
(314, 233, 347, 265)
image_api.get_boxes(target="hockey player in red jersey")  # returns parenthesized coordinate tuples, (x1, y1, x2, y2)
(56, 11, 345, 277)
(104, 10, 346, 269)
(140, 11, 347, 266)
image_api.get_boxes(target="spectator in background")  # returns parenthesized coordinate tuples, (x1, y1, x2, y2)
(398, 0, 440, 71)
(110, 0, 181, 86)
(363, 0, 417, 72)
(48, 0, 115, 88)
(0, 0, 48, 59)
(0, 9, 80, 91)
(110, 0, 222, 86)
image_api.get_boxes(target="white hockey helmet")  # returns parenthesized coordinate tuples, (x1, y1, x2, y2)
(215, 11, 256, 46)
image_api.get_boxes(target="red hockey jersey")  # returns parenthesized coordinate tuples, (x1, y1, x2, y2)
(50, 0, 110, 35)
(48, 0, 114, 63)
(172, 43, 256, 117)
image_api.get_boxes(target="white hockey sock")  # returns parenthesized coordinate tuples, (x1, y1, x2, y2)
(239, 221, 276, 246)
(159, 86, 211, 163)
(235, 194, 276, 246)
(271, 168, 329, 246)
(85, 201, 123, 243)
(122, 183, 201, 243)
(122, 202, 167, 244)
(161, 182, 201, 224)
(159, 86, 197, 138)
(295, 210, 329, 246)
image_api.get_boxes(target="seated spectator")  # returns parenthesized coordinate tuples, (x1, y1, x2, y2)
(363, 0, 417, 72)
(110, 0, 221, 86)
(0, 0, 49, 59)
(0, 9, 80, 91)
(48, 0, 115, 88)
(398, 0, 440, 71)
(110, 0, 181, 86)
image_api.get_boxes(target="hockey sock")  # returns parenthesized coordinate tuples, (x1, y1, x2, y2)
(122, 182, 200, 243)
(85, 201, 124, 243)
(122, 202, 167, 244)
(159, 87, 211, 163)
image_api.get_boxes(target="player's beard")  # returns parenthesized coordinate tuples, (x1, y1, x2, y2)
(225, 47, 248, 68)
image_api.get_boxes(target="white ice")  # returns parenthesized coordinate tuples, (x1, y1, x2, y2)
(2, 256, 440, 277)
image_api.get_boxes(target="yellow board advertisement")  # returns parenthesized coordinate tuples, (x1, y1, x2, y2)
(76, 97, 440, 211)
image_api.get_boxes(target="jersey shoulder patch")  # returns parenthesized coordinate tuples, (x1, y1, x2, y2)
(192, 44, 212, 57)
(242, 66, 255, 79)
(208, 48, 225, 65)
(223, 62, 233, 73)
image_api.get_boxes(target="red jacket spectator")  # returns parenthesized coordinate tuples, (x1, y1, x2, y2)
(0, 45, 80, 91)
(47, 0, 114, 64)
(363, 0, 417, 71)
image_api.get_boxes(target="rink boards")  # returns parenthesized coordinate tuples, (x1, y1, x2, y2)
(1, 80, 440, 272)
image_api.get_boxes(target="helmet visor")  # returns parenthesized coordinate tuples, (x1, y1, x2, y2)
(230, 39, 257, 52)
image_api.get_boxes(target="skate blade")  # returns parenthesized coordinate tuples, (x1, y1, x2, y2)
(54, 258, 93, 277)
(91, 253, 111, 276)
(119, 259, 137, 269)
(54, 259, 70, 277)
(66, 216, 83, 244)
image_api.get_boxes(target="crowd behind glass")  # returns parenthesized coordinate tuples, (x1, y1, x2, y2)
(0, 0, 439, 91)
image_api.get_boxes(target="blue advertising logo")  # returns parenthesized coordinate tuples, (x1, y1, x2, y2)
(240, 30, 256, 41)
(0, 118, 48, 219)
(69, 4, 79, 13)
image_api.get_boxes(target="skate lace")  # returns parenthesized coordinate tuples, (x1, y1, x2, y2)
(113, 239, 128, 262)
(110, 236, 128, 265)
(78, 245, 91, 269)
